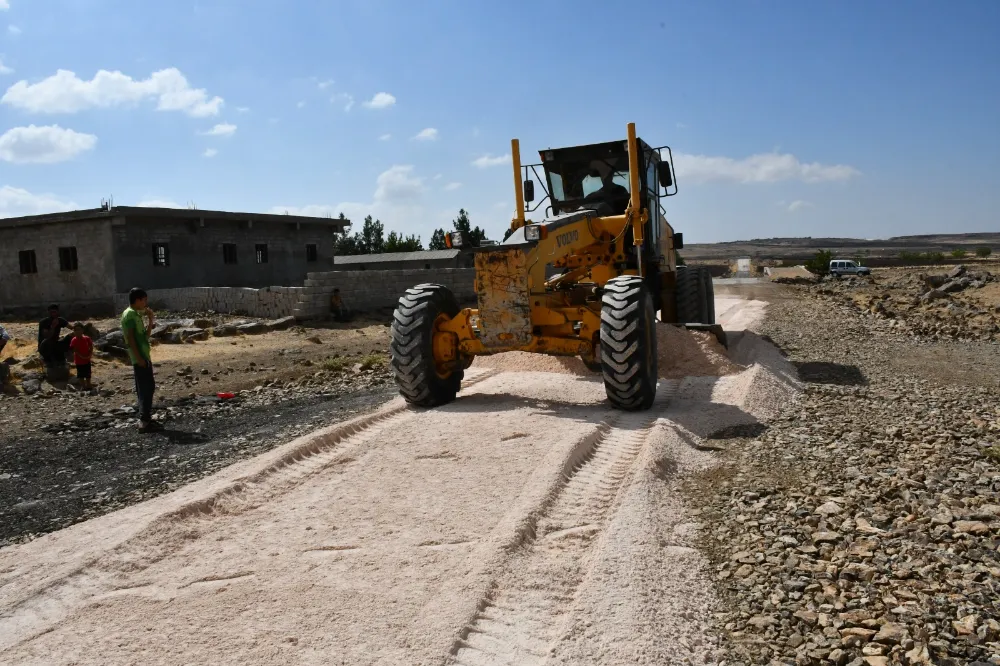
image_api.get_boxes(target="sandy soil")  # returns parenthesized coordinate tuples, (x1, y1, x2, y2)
(0, 293, 798, 665)
(0, 315, 393, 436)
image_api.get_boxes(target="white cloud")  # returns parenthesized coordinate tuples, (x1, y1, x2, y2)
(268, 204, 342, 218)
(268, 117, 279, 124)
(200, 122, 236, 137)
(203, 148, 218, 158)
(374, 164, 424, 203)
(270, 166, 430, 238)
(330, 93, 354, 112)
(362, 92, 395, 109)
(317, 79, 334, 90)
(135, 199, 182, 208)
(1, 67, 223, 117)
(0, 2, 10, 10)
(236, 106, 250, 113)
(433, 173, 442, 180)
(412, 127, 438, 141)
(0, 124, 96, 164)
(676, 122, 688, 129)
(0, 185, 78, 218)
(0, 59, 12, 75)
(8, 25, 20, 35)
(673, 151, 861, 184)
(787, 200, 814, 212)
(378, 133, 391, 141)
(444, 182, 462, 191)
(472, 153, 511, 168)
(297, 100, 306, 109)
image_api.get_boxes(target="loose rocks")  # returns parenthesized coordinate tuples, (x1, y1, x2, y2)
(687, 290, 1000, 666)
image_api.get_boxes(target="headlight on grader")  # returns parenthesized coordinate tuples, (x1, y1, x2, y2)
(524, 225, 541, 241)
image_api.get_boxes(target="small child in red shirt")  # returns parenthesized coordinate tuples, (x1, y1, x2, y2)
(69, 323, 94, 390)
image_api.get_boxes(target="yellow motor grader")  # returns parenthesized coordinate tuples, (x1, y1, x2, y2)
(390, 122, 718, 411)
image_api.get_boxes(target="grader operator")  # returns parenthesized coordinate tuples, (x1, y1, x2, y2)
(389, 123, 717, 411)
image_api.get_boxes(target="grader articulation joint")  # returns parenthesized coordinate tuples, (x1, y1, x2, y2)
(390, 123, 719, 411)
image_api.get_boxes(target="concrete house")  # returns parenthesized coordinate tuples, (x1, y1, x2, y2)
(0, 206, 349, 315)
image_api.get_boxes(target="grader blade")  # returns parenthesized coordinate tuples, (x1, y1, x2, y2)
(473, 248, 532, 348)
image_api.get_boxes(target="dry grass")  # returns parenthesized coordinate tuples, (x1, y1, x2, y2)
(321, 357, 351, 372)
(359, 353, 387, 371)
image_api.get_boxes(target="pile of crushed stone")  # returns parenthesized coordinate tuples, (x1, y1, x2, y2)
(472, 323, 745, 379)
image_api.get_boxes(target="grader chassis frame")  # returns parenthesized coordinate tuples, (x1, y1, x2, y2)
(390, 123, 719, 411)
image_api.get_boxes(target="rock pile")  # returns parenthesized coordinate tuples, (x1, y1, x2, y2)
(93, 315, 298, 355)
(803, 266, 999, 343)
(688, 295, 1000, 666)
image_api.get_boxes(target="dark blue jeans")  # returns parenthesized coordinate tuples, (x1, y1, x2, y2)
(132, 358, 155, 422)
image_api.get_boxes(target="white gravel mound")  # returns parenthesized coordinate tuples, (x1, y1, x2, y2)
(473, 323, 745, 379)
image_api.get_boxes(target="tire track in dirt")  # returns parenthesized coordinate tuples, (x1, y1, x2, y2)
(447, 380, 678, 666)
(0, 370, 501, 653)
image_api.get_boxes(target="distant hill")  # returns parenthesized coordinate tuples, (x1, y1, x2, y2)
(684, 232, 1000, 262)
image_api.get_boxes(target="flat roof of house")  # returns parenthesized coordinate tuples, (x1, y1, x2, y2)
(0, 206, 351, 230)
(333, 249, 461, 264)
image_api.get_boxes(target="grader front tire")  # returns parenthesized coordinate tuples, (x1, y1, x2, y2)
(390, 284, 464, 408)
(600, 276, 658, 411)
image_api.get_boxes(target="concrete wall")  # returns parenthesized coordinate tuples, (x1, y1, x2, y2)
(329, 256, 471, 271)
(293, 268, 477, 318)
(112, 286, 304, 319)
(0, 219, 116, 313)
(112, 214, 337, 292)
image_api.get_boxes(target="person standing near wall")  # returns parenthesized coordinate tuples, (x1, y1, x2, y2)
(37, 304, 70, 368)
(69, 322, 94, 391)
(330, 288, 346, 322)
(0, 323, 9, 387)
(121, 288, 161, 433)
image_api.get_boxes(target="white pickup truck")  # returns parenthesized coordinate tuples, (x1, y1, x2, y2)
(829, 259, 872, 277)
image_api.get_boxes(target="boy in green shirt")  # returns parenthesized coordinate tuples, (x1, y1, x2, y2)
(121, 287, 161, 432)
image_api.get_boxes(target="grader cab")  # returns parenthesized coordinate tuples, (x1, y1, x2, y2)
(390, 122, 718, 411)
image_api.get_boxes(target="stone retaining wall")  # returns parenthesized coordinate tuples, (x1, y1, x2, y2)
(108, 267, 478, 320)
(293, 268, 477, 319)
(112, 286, 304, 319)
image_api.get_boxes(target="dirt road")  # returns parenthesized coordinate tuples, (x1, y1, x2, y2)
(0, 291, 796, 665)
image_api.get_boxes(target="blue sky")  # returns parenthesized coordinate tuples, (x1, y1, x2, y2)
(0, 0, 997, 244)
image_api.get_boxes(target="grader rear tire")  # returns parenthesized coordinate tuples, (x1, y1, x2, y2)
(390, 284, 463, 407)
(676, 266, 716, 325)
(676, 266, 702, 324)
(600, 275, 658, 411)
(700, 268, 716, 324)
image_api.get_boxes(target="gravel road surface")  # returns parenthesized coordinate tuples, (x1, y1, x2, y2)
(0, 293, 799, 665)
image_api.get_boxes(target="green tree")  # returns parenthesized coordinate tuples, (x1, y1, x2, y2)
(429, 228, 448, 250)
(385, 231, 423, 252)
(951, 248, 966, 259)
(452, 208, 489, 246)
(333, 229, 363, 256)
(360, 215, 385, 254)
(976, 247, 992, 258)
(804, 249, 833, 275)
